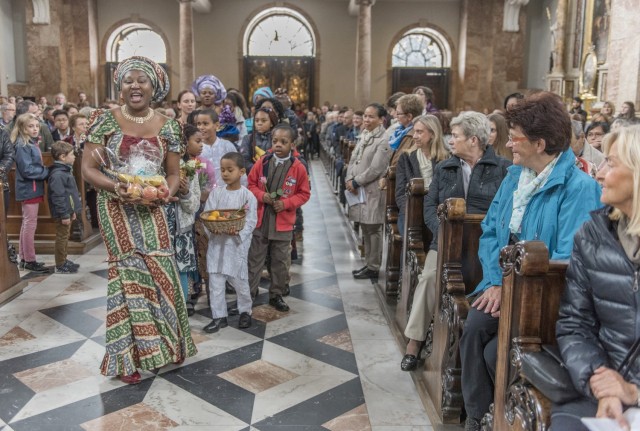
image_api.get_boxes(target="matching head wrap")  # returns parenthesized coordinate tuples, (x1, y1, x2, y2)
(252, 87, 274, 105)
(113, 56, 170, 102)
(191, 75, 226, 104)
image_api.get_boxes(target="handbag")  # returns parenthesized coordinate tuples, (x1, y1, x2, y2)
(520, 338, 640, 405)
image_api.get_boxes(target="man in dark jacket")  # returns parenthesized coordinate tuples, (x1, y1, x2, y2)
(47, 141, 81, 274)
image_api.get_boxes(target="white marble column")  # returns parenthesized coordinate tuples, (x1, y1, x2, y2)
(355, 0, 372, 108)
(179, 0, 196, 91)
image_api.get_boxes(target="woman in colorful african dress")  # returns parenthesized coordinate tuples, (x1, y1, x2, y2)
(81, 56, 197, 385)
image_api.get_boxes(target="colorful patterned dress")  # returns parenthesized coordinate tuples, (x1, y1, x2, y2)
(86, 110, 197, 376)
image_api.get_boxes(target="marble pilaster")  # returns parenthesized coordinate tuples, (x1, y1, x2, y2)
(355, 0, 372, 108)
(552, 0, 568, 75)
(179, 0, 196, 91)
(18, 0, 97, 103)
(605, 0, 640, 109)
(456, 0, 526, 111)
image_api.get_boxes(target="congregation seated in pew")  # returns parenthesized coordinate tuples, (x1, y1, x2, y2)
(459, 91, 603, 431)
(400, 111, 510, 372)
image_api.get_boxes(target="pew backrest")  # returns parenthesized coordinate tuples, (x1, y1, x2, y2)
(488, 241, 569, 431)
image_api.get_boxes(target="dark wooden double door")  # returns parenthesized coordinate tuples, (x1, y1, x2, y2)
(244, 57, 314, 107)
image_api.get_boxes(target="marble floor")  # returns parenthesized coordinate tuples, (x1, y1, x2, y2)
(0, 160, 434, 431)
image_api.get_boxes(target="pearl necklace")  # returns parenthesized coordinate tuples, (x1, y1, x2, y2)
(121, 105, 155, 124)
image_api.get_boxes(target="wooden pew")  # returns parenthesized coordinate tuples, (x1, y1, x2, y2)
(483, 241, 568, 431)
(383, 166, 402, 295)
(395, 178, 432, 330)
(423, 198, 485, 424)
(0, 182, 25, 304)
(7, 150, 99, 254)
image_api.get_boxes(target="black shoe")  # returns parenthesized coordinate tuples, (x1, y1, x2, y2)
(186, 302, 195, 316)
(24, 261, 50, 273)
(353, 268, 378, 279)
(351, 265, 367, 275)
(400, 354, 418, 371)
(55, 261, 77, 274)
(203, 317, 228, 333)
(269, 295, 290, 312)
(65, 259, 80, 269)
(20, 259, 44, 270)
(464, 417, 482, 431)
(238, 312, 252, 329)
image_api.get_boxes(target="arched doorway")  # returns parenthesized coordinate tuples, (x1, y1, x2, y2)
(243, 7, 316, 107)
(104, 23, 168, 100)
(391, 27, 452, 109)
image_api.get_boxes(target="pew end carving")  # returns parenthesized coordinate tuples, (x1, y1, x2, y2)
(396, 178, 431, 332)
(422, 197, 484, 424)
(384, 165, 402, 296)
(486, 241, 568, 431)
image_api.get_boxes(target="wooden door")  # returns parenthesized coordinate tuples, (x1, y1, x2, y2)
(244, 57, 314, 107)
(392, 67, 449, 110)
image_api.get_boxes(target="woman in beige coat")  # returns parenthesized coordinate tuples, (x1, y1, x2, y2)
(346, 103, 392, 279)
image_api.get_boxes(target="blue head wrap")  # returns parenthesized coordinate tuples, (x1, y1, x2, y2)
(252, 87, 274, 105)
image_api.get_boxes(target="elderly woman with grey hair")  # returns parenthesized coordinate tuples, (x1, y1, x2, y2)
(400, 111, 511, 370)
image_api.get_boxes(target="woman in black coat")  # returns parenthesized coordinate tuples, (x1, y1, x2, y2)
(552, 125, 640, 430)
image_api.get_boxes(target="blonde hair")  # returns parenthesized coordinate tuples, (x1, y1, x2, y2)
(413, 114, 449, 162)
(602, 125, 640, 235)
(10, 113, 39, 145)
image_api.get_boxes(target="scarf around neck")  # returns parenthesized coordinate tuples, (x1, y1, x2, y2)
(353, 125, 384, 162)
(389, 124, 412, 151)
(509, 155, 560, 234)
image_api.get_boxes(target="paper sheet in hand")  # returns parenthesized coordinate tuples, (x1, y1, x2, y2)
(582, 407, 640, 431)
(345, 187, 366, 207)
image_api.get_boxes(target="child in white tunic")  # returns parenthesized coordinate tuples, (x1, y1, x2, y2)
(203, 152, 258, 333)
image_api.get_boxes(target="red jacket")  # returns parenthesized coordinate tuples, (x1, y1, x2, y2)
(248, 153, 311, 231)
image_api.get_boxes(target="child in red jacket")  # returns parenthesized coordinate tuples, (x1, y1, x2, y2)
(247, 123, 311, 312)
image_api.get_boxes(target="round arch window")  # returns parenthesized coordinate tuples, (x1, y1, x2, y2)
(107, 24, 167, 63)
(392, 28, 451, 68)
(244, 8, 315, 57)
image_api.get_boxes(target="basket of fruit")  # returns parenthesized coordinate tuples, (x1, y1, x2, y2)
(200, 208, 246, 235)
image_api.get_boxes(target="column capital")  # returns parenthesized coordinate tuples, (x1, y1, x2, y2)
(503, 0, 529, 32)
(349, 0, 374, 15)
(31, 0, 50, 24)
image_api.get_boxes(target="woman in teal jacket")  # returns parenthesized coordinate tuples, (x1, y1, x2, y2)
(459, 92, 602, 431)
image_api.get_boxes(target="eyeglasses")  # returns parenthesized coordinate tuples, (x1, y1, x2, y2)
(508, 135, 529, 143)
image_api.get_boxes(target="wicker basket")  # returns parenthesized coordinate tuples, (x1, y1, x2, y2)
(200, 209, 246, 235)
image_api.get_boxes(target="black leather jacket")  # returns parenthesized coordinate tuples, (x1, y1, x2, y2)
(423, 146, 511, 250)
(0, 128, 15, 191)
(557, 207, 640, 397)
